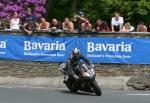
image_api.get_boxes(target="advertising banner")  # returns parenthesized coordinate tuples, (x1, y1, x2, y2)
(1, 34, 150, 64)
(78, 37, 150, 64)
(0, 35, 76, 62)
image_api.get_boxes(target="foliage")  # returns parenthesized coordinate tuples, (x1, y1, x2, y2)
(0, 0, 47, 20)
(46, 0, 150, 27)
(1, 0, 150, 28)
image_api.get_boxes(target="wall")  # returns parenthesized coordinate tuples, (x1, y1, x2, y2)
(0, 32, 150, 78)
(0, 60, 150, 78)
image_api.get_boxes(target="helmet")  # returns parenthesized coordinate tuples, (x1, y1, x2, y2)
(79, 11, 84, 16)
(73, 47, 80, 54)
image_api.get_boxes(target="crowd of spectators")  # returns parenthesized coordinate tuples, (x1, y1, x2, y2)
(0, 11, 148, 35)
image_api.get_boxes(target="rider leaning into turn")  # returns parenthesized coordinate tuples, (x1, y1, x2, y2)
(64, 48, 90, 82)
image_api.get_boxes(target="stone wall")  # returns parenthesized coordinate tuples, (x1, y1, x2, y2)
(0, 60, 150, 78)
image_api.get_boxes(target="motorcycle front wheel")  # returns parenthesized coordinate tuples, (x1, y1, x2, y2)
(65, 80, 78, 93)
(92, 80, 102, 96)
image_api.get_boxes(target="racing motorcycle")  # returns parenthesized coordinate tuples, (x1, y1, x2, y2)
(59, 63, 102, 96)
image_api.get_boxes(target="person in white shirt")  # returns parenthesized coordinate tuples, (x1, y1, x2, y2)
(10, 12, 21, 30)
(111, 12, 124, 32)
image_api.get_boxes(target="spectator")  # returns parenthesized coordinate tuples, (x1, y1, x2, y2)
(62, 17, 74, 33)
(111, 12, 124, 32)
(81, 19, 92, 33)
(22, 9, 39, 35)
(22, 21, 38, 35)
(137, 21, 147, 32)
(24, 11, 36, 23)
(121, 22, 134, 32)
(38, 18, 50, 31)
(73, 11, 87, 32)
(51, 18, 62, 32)
(10, 12, 21, 30)
(0, 17, 5, 30)
(95, 18, 110, 32)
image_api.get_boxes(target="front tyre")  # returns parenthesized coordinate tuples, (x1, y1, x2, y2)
(65, 81, 78, 93)
(92, 80, 102, 96)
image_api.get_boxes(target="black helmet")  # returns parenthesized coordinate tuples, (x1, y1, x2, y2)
(79, 11, 84, 16)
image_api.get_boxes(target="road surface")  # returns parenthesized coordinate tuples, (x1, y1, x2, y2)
(0, 86, 149, 103)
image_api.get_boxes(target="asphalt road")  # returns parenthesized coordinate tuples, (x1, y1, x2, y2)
(0, 86, 150, 103)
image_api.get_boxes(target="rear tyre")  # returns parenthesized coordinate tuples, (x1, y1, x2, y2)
(92, 80, 102, 96)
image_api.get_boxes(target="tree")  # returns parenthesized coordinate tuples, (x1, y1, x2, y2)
(46, 0, 150, 29)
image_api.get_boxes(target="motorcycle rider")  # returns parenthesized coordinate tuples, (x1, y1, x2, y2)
(64, 47, 90, 82)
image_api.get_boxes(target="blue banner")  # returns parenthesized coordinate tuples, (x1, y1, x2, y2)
(78, 37, 150, 64)
(1, 34, 150, 64)
(0, 35, 76, 62)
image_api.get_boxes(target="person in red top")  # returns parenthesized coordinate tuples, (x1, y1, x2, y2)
(96, 19, 110, 32)
(81, 19, 92, 33)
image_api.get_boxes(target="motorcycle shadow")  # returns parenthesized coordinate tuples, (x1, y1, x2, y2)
(57, 89, 96, 96)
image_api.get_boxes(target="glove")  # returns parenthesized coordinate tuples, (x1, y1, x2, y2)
(88, 65, 92, 69)
(73, 75, 79, 81)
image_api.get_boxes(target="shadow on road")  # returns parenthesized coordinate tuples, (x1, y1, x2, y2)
(56, 89, 96, 96)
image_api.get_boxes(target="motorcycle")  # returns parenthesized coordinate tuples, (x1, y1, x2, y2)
(59, 63, 102, 96)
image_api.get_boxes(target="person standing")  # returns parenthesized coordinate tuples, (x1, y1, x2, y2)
(10, 12, 21, 30)
(73, 11, 87, 32)
(111, 12, 124, 32)
(24, 11, 36, 23)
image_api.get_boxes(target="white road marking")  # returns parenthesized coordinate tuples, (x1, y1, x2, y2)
(0, 85, 47, 89)
(127, 94, 150, 96)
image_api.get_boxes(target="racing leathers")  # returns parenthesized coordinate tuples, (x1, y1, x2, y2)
(65, 52, 90, 81)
